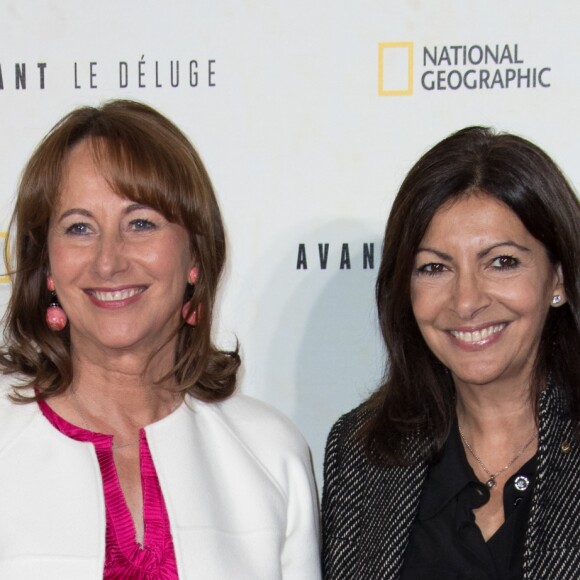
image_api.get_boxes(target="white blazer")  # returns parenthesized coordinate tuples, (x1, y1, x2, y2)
(0, 377, 321, 579)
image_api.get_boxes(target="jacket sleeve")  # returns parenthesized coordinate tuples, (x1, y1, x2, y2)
(212, 394, 322, 580)
(321, 412, 360, 579)
(279, 431, 322, 580)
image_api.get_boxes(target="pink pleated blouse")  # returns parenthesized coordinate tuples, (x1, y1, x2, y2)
(38, 399, 179, 579)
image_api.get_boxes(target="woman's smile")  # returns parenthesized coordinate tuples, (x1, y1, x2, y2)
(449, 322, 507, 344)
(85, 286, 147, 307)
(446, 322, 508, 351)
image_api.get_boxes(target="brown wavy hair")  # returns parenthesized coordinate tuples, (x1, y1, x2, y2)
(363, 126, 580, 464)
(1, 99, 240, 402)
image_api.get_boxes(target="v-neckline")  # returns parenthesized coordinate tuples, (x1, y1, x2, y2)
(37, 398, 169, 566)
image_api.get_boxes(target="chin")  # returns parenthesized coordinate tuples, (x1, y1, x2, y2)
(449, 365, 508, 388)
(85, 329, 161, 353)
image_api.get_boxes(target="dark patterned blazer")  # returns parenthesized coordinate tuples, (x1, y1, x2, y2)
(322, 387, 580, 579)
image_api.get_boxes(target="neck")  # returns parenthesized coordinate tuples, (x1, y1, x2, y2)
(454, 375, 536, 437)
(48, 346, 183, 441)
(74, 363, 180, 425)
(455, 376, 538, 484)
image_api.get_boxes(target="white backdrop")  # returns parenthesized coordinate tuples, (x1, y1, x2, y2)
(1, 0, 579, 486)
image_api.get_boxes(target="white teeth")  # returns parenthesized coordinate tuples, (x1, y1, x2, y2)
(92, 288, 144, 302)
(450, 324, 506, 343)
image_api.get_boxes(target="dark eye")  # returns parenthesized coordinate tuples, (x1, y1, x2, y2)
(65, 223, 90, 235)
(417, 263, 447, 276)
(130, 219, 156, 231)
(491, 255, 519, 269)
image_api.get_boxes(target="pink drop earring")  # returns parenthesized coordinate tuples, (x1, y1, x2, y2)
(182, 267, 200, 326)
(181, 302, 199, 326)
(46, 276, 68, 331)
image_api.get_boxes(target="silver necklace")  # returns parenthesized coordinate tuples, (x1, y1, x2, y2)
(68, 391, 140, 451)
(458, 425, 537, 490)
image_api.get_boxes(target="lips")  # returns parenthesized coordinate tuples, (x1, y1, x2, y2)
(449, 323, 507, 344)
(85, 286, 146, 305)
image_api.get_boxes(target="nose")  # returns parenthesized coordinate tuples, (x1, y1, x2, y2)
(451, 270, 490, 319)
(93, 230, 129, 280)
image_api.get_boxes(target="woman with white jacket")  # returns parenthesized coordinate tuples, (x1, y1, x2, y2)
(0, 100, 320, 580)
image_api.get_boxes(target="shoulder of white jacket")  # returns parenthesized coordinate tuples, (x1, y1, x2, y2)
(0, 374, 40, 452)
(196, 392, 311, 458)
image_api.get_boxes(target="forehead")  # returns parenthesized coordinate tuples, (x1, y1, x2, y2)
(421, 194, 530, 245)
(57, 140, 118, 207)
(61, 139, 100, 181)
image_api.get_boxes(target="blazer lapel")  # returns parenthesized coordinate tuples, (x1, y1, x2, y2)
(524, 388, 580, 578)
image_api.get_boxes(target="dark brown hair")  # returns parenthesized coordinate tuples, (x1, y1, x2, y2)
(1, 99, 240, 401)
(364, 126, 580, 464)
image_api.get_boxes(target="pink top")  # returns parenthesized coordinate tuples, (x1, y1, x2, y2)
(38, 399, 179, 579)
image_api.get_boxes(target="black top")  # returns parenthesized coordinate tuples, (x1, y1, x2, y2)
(399, 422, 536, 580)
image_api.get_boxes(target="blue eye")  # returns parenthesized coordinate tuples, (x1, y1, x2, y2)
(491, 255, 519, 269)
(130, 219, 156, 231)
(65, 223, 90, 235)
(417, 263, 447, 276)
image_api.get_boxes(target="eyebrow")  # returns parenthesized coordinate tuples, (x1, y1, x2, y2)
(57, 203, 151, 223)
(416, 241, 531, 261)
(124, 203, 151, 214)
(57, 208, 92, 222)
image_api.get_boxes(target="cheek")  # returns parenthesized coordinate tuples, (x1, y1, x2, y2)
(411, 285, 440, 325)
(47, 240, 76, 282)
(159, 226, 192, 265)
(409, 281, 423, 319)
(410, 301, 439, 353)
(502, 283, 551, 317)
(151, 239, 192, 282)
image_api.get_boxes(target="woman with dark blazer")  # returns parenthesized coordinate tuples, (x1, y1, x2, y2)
(322, 127, 580, 579)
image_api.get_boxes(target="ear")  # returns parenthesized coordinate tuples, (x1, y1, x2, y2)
(47, 274, 56, 292)
(550, 264, 566, 307)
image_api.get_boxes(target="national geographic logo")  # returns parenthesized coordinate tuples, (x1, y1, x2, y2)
(378, 42, 551, 95)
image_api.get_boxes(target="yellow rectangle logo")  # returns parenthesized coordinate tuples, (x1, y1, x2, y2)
(378, 42, 414, 96)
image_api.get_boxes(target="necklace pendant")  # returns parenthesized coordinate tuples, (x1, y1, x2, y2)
(486, 476, 496, 489)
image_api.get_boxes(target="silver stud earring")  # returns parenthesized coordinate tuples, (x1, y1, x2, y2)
(552, 295, 562, 306)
